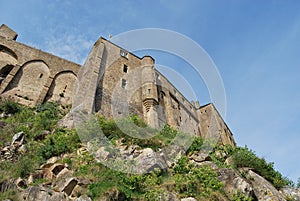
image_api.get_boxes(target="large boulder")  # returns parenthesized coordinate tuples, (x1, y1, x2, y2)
(189, 151, 210, 163)
(20, 185, 69, 201)
(245, 169, 286, 201)
(134, 148, 167, 174)
(217, 168, 255, 199)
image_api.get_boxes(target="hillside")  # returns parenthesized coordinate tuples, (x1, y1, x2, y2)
(0, 98, 298, 201)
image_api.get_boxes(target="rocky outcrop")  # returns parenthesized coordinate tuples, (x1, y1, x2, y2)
(188, 151, 210, 163)
(91, 142, 169, 174)
(243, 169, 286, 201)
(280, 187, 300, 201)
(0, 132, 296, 201)
(218, 168, 255, 199)
(0, 131, 26, 162)
(40, 162, 73, 180)
(20, 185, 70, 201)
(134, 148, 168, 173)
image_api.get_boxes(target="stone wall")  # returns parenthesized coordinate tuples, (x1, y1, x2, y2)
(198, 103, 236, 146)
(0, 24, 80, 106)
(0, 24, 236, 146)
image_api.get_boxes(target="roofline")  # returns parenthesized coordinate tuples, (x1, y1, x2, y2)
(200, 103, 235, 139)
(98, 36, 152, 61)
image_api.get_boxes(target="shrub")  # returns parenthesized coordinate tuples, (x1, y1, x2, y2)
(13, 156, 34, 178)
(231, 192, 253, 201)
(36, 128, 80, 162)
(297, 177, 300, 188)
(0, 98, 20, 114)
(187, 137, 204, 154)
(231, 146, 293, 189)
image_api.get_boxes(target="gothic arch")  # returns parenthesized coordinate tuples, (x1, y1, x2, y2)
(45, 71, 77, 106)
(3, 60, 50, 105)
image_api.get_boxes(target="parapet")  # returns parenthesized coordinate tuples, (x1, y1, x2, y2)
(141, 55, 155, 66)
(0, 24, 18, 40)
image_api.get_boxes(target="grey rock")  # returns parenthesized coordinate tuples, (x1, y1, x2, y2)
(0, 180, 16, 193)
(18, 144, 27, 154)
(75, 195, 92, 201)
(15, 177, 27, 189)
(11, 131, 24, 145)
(181, 197, 197, 201)
(54, 177, 79, 197)
(20, 185, 69, 201)
(280, 187, 300, 201)
(218, 168, 255, 199)
(189, 152, 210, 162)
(134, 148, 167, 173)
(245, 170, 286, 201)
(191, 160, 218, 170)
(61, 178, 78, 196)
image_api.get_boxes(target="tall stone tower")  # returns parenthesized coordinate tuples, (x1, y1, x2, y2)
(141, 56, 159, 128)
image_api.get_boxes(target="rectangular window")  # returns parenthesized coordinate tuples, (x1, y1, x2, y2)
(123, 64, 128, 73)
(120, 50, 128, 58)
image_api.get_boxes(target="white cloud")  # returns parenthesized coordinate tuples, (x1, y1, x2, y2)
(43, 34, 94, 65)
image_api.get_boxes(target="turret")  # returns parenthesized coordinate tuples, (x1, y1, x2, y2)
(141, 56, 159, 128)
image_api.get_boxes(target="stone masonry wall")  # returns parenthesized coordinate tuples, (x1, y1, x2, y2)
(0, 25, 80, 106)
(0, 25, 235, 146)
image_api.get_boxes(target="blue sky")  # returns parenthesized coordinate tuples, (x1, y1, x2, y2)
(1, 0, 300, 182)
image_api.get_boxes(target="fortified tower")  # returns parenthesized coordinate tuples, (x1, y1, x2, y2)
(141, 56, 159, 128)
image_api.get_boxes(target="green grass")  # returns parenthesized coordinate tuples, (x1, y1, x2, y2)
(0, 98, 294, 200)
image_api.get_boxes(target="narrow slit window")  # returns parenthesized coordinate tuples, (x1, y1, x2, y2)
(123, 64, 128, 73)
(39, 73, 43, 78)
(121, 79, 127, 88)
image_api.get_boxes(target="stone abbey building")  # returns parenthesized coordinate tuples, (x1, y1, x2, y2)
(0, 24, 235, 146)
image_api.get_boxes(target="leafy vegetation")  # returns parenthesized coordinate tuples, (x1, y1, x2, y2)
(0, 98, 295, 200)
(230, 146, 293, 189)
(84, 154, 225, 200)
(208, 144, 293, 190)
(0, 99, 78, 180)
(97, 115, 178, 151)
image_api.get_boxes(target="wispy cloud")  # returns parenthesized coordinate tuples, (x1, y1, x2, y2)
(44, 34, 94, 65)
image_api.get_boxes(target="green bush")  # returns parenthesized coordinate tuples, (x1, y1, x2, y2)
(13, 156, 34, 178)
(0, 98, 20, 114)
(187, 137, 204, 154)
(231, 146, 293, 189)
(297, 178, 300, 188)
(33, 102, 62, 132)
(173, 156, 224, 198)
(97, 116, 178, 151)
(231, 192, 253, 201)
(36, 128, 80, 162)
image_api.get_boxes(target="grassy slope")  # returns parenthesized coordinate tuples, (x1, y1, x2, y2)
(0, 99, 293, 200)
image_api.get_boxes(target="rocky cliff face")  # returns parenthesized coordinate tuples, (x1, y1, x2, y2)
(1, 132, 299, 201)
